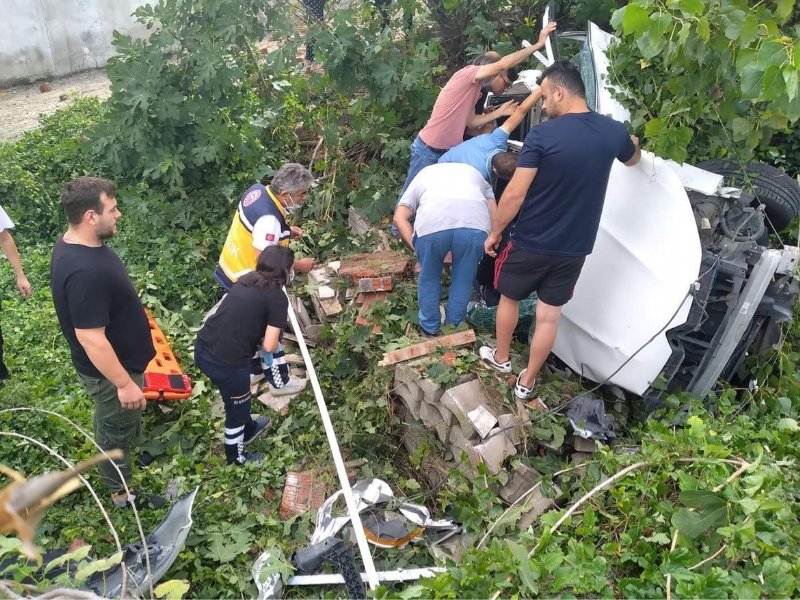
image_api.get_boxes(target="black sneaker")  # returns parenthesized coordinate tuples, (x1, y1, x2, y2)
(136, 451, 155, 468)
(235, 451, 265, 466)
(243, 415, 272, 445)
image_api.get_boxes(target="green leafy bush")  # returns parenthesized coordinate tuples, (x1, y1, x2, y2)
(608, 0, 799, 163)
(93, 0, 295, 190)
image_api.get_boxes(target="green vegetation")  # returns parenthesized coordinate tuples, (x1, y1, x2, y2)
(1, 0, 799, 597)
(609, 0, 799, 163)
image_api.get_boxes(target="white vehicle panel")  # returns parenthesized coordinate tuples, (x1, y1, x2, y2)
(589, 22, 631, 122)
(553, 152, 702, 394)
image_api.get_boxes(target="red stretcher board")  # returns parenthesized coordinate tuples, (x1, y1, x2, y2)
(143, 310, 192, 401)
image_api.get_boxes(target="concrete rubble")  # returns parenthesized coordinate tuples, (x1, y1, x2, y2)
(394, 361, 528, 479)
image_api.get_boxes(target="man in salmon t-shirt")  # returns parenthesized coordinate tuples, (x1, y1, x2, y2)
(391, 21, 557, 232)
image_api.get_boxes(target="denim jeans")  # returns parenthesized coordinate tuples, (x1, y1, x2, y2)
(415, 227, 487, 334)
(391, 135, 446, 236)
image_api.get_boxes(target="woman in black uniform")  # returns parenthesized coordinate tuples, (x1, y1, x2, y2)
(195, 246, 294, 465)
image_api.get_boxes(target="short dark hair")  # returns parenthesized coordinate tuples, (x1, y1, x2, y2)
(239, 246, 295, 289)
(61, 177, 117, 225)
(491, 152, 519, 179)
(537, 60, 585, 98)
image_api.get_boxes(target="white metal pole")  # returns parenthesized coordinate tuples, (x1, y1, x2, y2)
(288, 567, 446, 586)
(283, 290, 381, 591)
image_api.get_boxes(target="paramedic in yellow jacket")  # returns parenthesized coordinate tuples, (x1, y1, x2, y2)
(216, 163, 316, 291)
(215, 163, 315, 397)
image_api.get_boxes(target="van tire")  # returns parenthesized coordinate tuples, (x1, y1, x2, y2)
(697, 159, 800, 232)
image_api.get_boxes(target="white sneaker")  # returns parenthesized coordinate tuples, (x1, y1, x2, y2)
(479, 346, 512, 374)
(270, 377, 308, 397)
(513, 369, 536, 400)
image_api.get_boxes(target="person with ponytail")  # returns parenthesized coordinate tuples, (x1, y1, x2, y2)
(195, 246, 296, 466)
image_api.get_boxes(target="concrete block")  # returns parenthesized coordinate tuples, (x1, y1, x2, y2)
(571, 451, 592, 477)
(472, 428, 516, 475)
(435, 422, 450, 444)
(449, 424, 476, 451)
(309, 267, 332, 284)
(517, 483, 561, 530)
(395, 381, 422, 417)
(402, 423, 434, 457)
(499, 464, 541, 505)
(452, 443, 480, 474)
(467, 405, 498, 439)
(395, 363, 419, 386)
(419, 402, 444, 429)
(257, 391, 293, 416)
(437, 404, 455, 427)
(441, 379, 487, 432)
(418, 376, 444, 405)
(572, 436, 597, 453)
(498, 413, 526, 446)
(318, 285, 336, 299)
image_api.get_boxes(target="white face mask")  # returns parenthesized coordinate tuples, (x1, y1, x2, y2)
(284, 192, 302, 215)
(287, 268, 295, 285)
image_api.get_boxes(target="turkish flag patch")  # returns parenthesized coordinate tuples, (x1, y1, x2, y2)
(266, 233, 275, 241)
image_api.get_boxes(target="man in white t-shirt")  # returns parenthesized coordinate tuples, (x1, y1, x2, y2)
(0, 205, 32, 382)
(393, 163, 496, 335)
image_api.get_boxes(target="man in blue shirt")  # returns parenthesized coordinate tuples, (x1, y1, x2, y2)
(438, 87, 543, 182)
(478, 61, 641, 401)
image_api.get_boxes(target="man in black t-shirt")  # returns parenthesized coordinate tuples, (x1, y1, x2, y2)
(480, 61, 641, 401)
(51, 177, 161, 510)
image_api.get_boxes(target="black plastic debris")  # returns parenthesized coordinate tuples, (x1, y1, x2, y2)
(567, 394, 616, 440)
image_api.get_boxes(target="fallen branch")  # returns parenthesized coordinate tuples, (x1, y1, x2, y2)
(689, 544, 728, 571)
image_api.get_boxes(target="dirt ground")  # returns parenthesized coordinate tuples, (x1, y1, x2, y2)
(0, 69, 111, 141)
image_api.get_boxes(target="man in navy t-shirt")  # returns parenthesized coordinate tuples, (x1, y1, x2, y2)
(478, 60, 641, 401)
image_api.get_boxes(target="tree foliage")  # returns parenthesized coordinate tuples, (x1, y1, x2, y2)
(608, 0, 799, 164)
(93, 0, 295, 190)
(3, 0, 800, 597)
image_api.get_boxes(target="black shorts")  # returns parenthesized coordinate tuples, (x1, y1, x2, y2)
(493, 243, 586, 306)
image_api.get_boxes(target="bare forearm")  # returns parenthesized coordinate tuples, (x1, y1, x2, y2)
(77, 334, 132, 388)
(498, 44, 541, 71)
(502, 89, 543, 133)
(395, 217, 415, 251)
(468, 110, 502, 130)
(520, 88, 543, 113)
(0, 232, 25, 278)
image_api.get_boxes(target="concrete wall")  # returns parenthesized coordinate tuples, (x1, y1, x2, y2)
(0, 0, 150, 88)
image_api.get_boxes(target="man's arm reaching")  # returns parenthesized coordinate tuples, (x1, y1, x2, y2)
(624, 135, 641, 166)
(474, 22, 557, 80)
(484, 167, 537, 256)
(499, 88, 543, 134)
